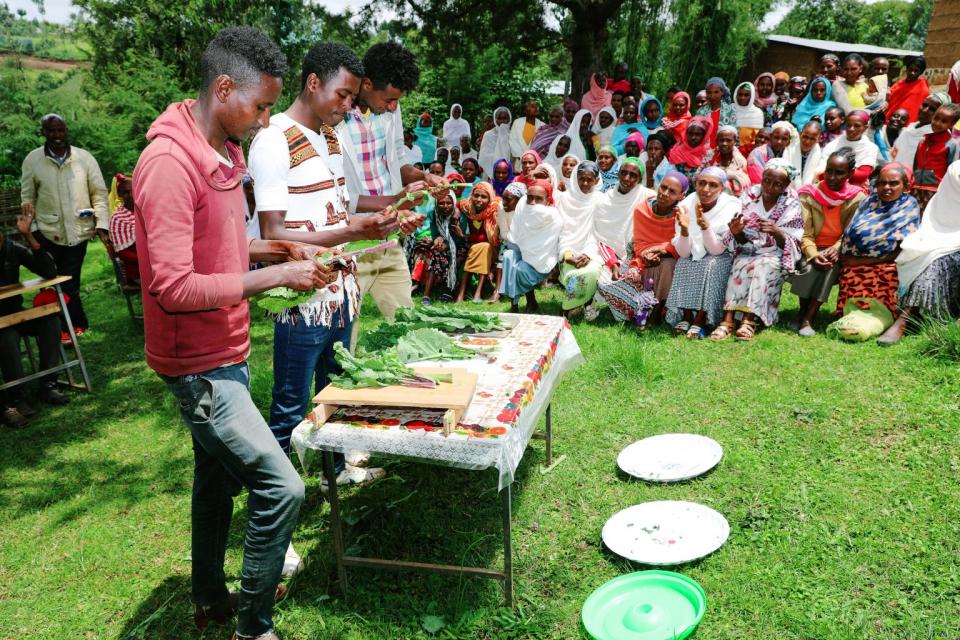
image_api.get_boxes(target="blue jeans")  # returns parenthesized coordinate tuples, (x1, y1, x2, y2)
(164, 362, 304, 637)
(269, 307, 351, 471)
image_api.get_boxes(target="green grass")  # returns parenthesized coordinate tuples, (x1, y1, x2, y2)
(2, 242, 959, 639)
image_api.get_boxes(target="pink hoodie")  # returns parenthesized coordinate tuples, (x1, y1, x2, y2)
(133, 100, 251, 376)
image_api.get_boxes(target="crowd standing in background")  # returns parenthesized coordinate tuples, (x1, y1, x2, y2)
(5, 24, 960, 638)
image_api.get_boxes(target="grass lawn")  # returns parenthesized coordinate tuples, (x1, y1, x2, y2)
(2, 242, 959, 640)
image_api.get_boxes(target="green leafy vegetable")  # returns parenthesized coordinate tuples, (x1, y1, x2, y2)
(252, 286, 316, 314)
(394, 305, 502, 333)
(329, 342, 453, 389)
(396, 328, 480, 363)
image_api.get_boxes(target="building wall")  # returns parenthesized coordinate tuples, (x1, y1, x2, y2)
(741, 42, 822, 81)
(924, 0, 960, 84)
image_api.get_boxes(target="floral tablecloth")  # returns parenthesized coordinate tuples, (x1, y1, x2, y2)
(291, 314, 584, 489)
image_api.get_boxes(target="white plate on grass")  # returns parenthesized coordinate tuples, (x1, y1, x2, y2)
(617, 434, 722, 482)
(602, 501, 730, 565)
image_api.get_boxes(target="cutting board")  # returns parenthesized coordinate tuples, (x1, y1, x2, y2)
(311, 367, 478, 436)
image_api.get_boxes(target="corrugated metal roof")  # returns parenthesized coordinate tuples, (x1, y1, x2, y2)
(766, 34, 923, 57)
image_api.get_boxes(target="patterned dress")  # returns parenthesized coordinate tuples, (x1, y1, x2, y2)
(720, 186, 804, 326)
(837, 193, 921, 313)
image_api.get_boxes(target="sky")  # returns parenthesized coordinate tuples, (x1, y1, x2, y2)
(8, 0, 357, 23)
(8, 0, 902, 32)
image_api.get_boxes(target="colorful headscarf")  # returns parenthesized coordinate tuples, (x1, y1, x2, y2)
(668, 115, 712, 168)
(663, 170, 690, 192)
(489, 158, 515, 196)
(413, 113, 438, 164)
(764, 157, 798, 182)
(527, 178, 556, 205)
(661, 91, 693, 138)
(639, 96, 664, 132)
(530, 105, 569, 157)
(704, 77, 732, 103)
(791, 77, 837, 129)
(624, 131, 645, 154)
(581, 73, 613, 117)
(696, 165, 729, 186)
(461, 181, 501, 245)
(514, 150, 544, 187)
(504, 182, 528, 199)
(848, 110, 871, 124)
(578, 160, 600, 177)
(597, 145, 621, 192)
(754, 72, 778, 108)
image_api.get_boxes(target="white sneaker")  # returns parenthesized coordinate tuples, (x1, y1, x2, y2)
(320, 464, 386, 492)
(344, 450, 370, 467)
(583, 305, 600, 322)
(798, 324, 816, 337)
(282, 542, 304, 578)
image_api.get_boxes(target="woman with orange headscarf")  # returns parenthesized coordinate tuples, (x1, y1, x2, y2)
(455, 181, 501, 302)
(661, 91, 693, 144)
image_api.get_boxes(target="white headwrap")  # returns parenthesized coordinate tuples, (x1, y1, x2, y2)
(496, 182, 526, 245)
(592, 106, 618, 146)
(897, 160, 960, 291)
(732, 82, 765, 130)
(442, 103, 471, 147)
(771, 121, 804, 188)
(557, 161, 602, 258)
(563, 109, 592, 164)
(478, 106, 513, 178)
(511, 195, 564, 274)
(593, 180, 652, 259)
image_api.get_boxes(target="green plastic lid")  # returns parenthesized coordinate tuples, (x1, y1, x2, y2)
(581, 570, 706, 640)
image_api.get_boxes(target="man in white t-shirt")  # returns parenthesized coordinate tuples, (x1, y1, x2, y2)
(248, 42, 422, 579)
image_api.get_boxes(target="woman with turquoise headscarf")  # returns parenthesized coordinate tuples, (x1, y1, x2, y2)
(610, 99, 644, 154)
(638, 96, 664, 140)
(791, 77, 837, 130)
(413, 112, 438, 164)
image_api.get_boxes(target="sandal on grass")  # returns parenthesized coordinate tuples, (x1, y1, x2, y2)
(686, 324, 705, 340)
(735, 320, 757, 341)
(709, 323, 734, 341)
(672, 320, 690, 336)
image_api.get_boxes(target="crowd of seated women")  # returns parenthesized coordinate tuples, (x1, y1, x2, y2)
(401, 54, 960, 345)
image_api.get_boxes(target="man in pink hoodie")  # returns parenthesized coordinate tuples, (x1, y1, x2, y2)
(133, 27, 331, 640)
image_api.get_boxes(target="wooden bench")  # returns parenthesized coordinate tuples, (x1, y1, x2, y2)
(0, 275, 92, 393)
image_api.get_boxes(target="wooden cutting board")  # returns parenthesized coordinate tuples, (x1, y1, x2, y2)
(311, 368, 478, 435)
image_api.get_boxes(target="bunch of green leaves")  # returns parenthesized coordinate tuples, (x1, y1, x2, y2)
(395, 328, 479, 364)
(251, 286, 316, 314)
(358, 321, 418, 352)
(329, 342, 452, 389)
(394, 305, 502, 333)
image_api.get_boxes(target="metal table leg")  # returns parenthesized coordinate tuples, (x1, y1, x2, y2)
(322, 450, 348, 595)
(545, 403, 553, 468)
(501, 481, 514, 608)
(55, 284, 91, 391)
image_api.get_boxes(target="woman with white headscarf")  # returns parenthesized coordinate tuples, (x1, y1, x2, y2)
(499, 179, 563, 312)
(558, 161, 603, 313)
(879, 160, 960, 344)
(593, 106, 618, 147)
(478, 107, 513, 179)
(664, 166, 742, 338)
(443, 104, 471, 146)
(564, 109, 598, 162)
(732, 81, 765, 152)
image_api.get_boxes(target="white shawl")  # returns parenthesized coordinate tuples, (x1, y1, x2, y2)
(672, 191, 741, 260)
(593, 183, 651, 259)
(509, 116, 544, 160)
(478, 107, 512, 179)
(897, 160, 960, 291)
(800, 143, 823, 186)
(511, 197, 564, 273)
(891, 122, 931, 170)
(733, 82, 765, 130)
(557, 162, 602, 257)
(564, 109, 592, 164)
(771, 121, 804, 188)
(820, 133, 880, 172)
(442, 104, 471, 146)
(496, 201, 515, 245)
(592, 106, 618, 146)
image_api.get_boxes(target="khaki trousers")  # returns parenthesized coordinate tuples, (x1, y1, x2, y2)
(350, 245, 413, 347)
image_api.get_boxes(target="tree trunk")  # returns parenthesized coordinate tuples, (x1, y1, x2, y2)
(556, 0, 627, 99)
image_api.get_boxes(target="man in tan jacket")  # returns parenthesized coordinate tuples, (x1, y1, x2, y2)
(20, 114, 109, 337)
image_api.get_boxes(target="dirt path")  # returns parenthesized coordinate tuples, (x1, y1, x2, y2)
(0, 52, 87, 70)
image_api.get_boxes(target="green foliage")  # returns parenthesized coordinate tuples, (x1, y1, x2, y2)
(0, 4, 88, 61)
(773, 0, 931, 50)
(607, 0, 771, 96)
